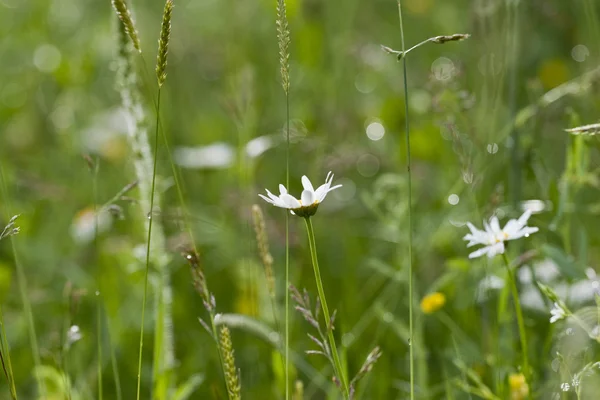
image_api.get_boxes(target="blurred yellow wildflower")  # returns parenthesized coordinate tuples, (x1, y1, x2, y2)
(508, 373, 529, 400)
(539, 58, 569, 89)
(420, 292, 446, 314)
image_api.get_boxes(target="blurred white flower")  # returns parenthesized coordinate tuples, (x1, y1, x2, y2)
(67, 325, 82, 347)
(550, 302, 567, 323)
(259, 171, 342, 217)
(71, 207, 112, 244)
(463, 209, 539, 259)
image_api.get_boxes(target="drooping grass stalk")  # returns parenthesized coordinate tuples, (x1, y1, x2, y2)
(0, 305, 17, 399)
(303, 217, 349, 398)
(501, 253, 530, 383)
(275, 0, 291, 397)
(395, 2, 415, 399)
(381, 33, 470, 59)
(0, 164, 45, 397)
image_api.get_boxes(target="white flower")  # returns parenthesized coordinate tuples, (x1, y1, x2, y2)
(259, 171, 342, 217)
(550, 302, 567, 323)
(463, 209, 539, 259)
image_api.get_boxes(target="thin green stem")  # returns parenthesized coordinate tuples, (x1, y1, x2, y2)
(108, 322, 123, 400)
(92, 159, 103, 400)
(137, 54, 230, 398)
(303, 217, 349, 399)
(136, 87, 162, 400)
(501, 253, 530, 383)
(396, 2, 415, 399)
(285, 85, 290, 400)
(0, 164, 44, 397)
(0, 306, 17, 399)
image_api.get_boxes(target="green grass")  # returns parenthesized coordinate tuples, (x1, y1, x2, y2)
(2, 0, 600, 398)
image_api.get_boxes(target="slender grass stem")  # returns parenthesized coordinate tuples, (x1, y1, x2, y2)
(303, 217, 349, 399)
(285, 85, 290, 400)
(0, 306, 17, 399)
(108, 323, 123, 400)
(0, 164, 45, 397)
(396, 2, 415, 399)
(92, 158, 103, 400)
(136, 53, 231, 398)
(501, 253, 530, 383)
(136, 88, 162, 400)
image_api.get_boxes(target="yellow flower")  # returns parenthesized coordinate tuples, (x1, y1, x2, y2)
(420, 292, 446, 314)
(508, 373, 529, 400)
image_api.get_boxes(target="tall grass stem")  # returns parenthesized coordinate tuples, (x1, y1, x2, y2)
(0, 306, 17, 399)
(501, 253, 530, 384)
(136, 88, 162, 400)
(0, 164, 45, 397)
(303, 217, 349, 398)
(396, 1, 415, 399)
(92, 160, 104, 400)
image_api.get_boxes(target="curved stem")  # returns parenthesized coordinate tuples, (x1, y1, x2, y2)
(303, 217, 349, 399)
(136, 88, 162, 400)
(502, 254, 530, 383)
(397, 2, 415, 399)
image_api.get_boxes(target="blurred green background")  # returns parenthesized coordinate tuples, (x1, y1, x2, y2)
(2, 0, 600, 398)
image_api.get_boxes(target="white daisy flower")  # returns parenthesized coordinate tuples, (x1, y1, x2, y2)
(259, 171, 342, 217)
(549, 302, 567, 323)
(463, 209, 539, 259)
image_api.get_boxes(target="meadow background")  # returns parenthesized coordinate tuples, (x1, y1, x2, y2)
(1, 0, 600, 398)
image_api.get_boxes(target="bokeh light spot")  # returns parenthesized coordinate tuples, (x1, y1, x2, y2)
(571, 44, 589, 63)
(356, 154, 380, 177)
(366, 121, 385, 141)
(34, 44, 61, 73)
(432, 57, 455, 81)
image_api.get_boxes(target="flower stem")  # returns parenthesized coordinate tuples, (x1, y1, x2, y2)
(501, 253, 530, 383)
(136, 87, 162, 400)
(303, 217, 349, 398)
(396, 2, 415, 399)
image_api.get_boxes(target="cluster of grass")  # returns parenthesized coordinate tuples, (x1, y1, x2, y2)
(2, 0, 600, 399)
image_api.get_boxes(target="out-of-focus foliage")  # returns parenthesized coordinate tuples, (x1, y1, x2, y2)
(2, 0, 600, 398)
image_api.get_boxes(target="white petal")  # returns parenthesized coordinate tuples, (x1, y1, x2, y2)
(319, 184, 342, 202)
(469, 246, 490, 259)
(502, 219, 520, 236)
(326, 171, 333, 183)
(258, 194, 274, 205)
(261, 193, 287, 208)
(280, 194, 301, 209)
(279, 184, 287, 195)
(301, 176, 314, 192)
(301, 189, 316, 206)
(265, 189, 280, 202)
(314, 183, 330, 201)
(508, 226, 539, 240)
(486, 242, 505, 258)
(517, 209, 533, 226)
(466, 222, 480, 235)
(490, 216, 501, 234)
